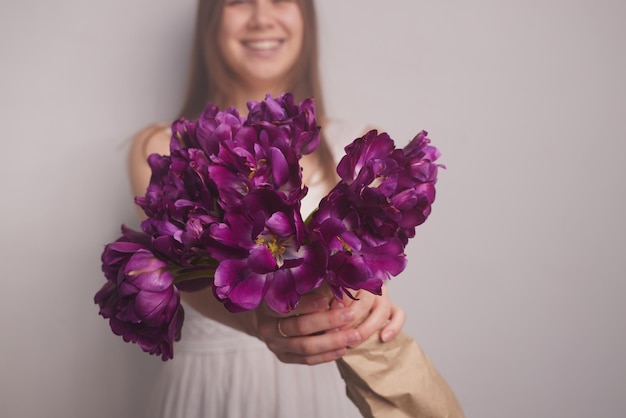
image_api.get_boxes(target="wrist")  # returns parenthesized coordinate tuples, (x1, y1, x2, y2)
(236, 309, 260, 339)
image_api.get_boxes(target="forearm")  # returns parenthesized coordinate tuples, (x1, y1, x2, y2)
(180, 288, 257, 337)
(182, 287, 370, 365)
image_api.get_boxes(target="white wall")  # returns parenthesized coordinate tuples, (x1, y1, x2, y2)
(1, 1, 624, 417)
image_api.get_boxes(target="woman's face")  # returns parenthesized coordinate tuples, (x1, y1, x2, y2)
(219, 0, 304, 91)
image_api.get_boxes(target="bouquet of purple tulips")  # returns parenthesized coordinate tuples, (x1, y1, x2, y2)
(95, 93, 442, 361)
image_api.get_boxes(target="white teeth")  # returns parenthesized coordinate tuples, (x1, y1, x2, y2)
(245, 40, 281, 50)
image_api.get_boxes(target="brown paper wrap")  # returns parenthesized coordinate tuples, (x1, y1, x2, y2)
(336, 332, 464, 418)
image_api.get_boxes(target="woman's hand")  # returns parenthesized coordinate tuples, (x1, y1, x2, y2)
(332, 284, 406, 345)
(252, 293, 362, 365)
(250, 285, 406, 365)
(181, 284, 405, 365)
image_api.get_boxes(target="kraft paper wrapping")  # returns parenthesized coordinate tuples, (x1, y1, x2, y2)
(336, 332, 464, 418)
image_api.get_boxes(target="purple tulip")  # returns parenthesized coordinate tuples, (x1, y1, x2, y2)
(208, 128, 306, 208)
(95, 226, 183, 360)
(309, 129, 442, 297)
(335, 129, 442, 245)
(210, 189, 325, 313)
(394, 130, 442, 243)
(246, 93, 320, 156)
(309, 185, 407, 298)
(135, 133, 224, 267)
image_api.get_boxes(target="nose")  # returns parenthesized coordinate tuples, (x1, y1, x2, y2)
(248, 0, 275, 29)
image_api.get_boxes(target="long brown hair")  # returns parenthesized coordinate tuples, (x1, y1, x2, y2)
(179, 0, 336, 182)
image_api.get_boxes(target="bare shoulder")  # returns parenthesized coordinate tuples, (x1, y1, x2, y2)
(128, 122, 171, 199)
(129, 123, 172, 164)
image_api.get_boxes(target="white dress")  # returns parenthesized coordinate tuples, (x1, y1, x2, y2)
(144, 123, 364, 418)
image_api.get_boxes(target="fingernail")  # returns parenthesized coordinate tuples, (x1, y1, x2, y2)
(340, 309, 354, 323)
(335, 348, 347, 358)
(335, 302, 345, 309)
(381, 329, 394, 342)
(346, 331, 360, 345)
(312, 298, 324, 309)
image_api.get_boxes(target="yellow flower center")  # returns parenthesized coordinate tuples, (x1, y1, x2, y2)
(248, 158, 267, 180)
(337, 236, 352, 253)
(370, 175, 386, 188)
(256, 235, 287, 267)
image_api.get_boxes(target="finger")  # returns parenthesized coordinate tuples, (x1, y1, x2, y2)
(277, 306, 356, 337)
(380, 304, 406, 342)
(340, 291, 373, 328)
(351, 299, 391, 347)
(255, 295, 327, 321)
(256, 306, 354, 341)
(267, 327, 361, 358)
(290, 293, 331, 316)
(329, 290, 360, 311)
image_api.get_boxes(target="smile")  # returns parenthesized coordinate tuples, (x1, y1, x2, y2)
(243, 40, 283, 51)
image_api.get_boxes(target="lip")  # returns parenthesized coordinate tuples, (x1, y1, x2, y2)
(241, 39, 285, 52)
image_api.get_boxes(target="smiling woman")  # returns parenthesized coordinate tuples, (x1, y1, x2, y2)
(126, 0, 408, 417)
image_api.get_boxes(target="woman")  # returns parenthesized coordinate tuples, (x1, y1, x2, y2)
(129, 0, 405, 416)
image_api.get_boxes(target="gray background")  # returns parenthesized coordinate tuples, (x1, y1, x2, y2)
(1, 1, 625, 417)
